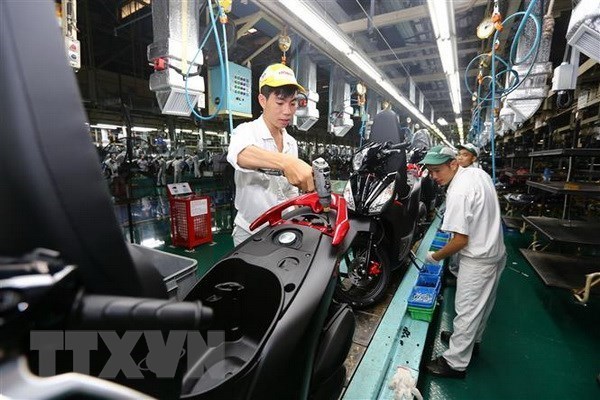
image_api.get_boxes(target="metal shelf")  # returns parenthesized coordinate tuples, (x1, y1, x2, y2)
(502, 216, 524, 230)
(504, 170, 538, 178)
(520, 249, 599, 290)
(577, 96, 600, 110)
(526, 181, 600, 196)
(522, 216, 600, 245)
(528, 148, 600, 157)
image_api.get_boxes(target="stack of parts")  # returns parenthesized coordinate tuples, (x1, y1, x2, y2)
(407, 231, 450, 321)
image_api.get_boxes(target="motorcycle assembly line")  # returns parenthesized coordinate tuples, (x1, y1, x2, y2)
(1, 4, 439, 393)
(336, 110, 439, 309)
(2, 112, 439, 400)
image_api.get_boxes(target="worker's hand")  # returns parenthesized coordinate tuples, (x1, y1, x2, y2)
(282, 156, 315, 192)
(425, 251, 439, 265)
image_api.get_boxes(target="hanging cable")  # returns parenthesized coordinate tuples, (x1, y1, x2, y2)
(465, 0, 543, 181)
(185, 0, 227, 120)
(220, 8, 234, 135)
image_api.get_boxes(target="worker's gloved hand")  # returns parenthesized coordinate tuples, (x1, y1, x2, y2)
(283, 156, 315, 192)
(425, 251, 438, 265)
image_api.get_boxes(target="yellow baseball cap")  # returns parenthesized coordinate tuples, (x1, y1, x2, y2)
(259, 63, 305, 93)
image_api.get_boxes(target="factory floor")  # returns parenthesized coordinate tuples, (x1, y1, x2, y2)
(122, 191, 599, 400)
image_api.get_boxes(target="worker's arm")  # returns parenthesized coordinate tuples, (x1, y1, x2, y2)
(431, 233, 468, 262)
(237, 145, 314, 192)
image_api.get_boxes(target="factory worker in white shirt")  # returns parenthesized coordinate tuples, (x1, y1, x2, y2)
(447, 142, 481, 282)
(227, 63, 314, 246)
(420, 145, 506, 379)
(456, 143, 480, 168)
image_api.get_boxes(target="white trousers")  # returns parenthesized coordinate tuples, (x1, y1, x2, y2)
(232, 225, 252, 247)
(443, 253, 506, 371)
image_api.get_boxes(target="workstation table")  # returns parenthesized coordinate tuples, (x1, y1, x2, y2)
(521, 216, 600, 246)
(520, 216, 600, 292)
(525, 181, 600, 196)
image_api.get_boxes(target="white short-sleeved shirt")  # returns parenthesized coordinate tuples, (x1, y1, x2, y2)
(441, 166, 505, 262)
(227, 115, 299, 232)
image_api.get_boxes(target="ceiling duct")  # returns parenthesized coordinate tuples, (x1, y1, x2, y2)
(329, 65, 354, 137)
(566, 0, 600, 63)
(500, 0, 554, 130)
(293, 55, 320, 131)
(147, 0, 205, 116)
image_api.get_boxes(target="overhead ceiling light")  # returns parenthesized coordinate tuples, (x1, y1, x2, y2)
(247, 28, 257, 34)
(456, 117, 464, 143)
(90, 123, 121, 130)
(278, 0, 351, 54)
(131, 126, 155, 132)
(437, 117, 448, 126)
(259, 0, 451, 145)
(427, 0, 462, 117)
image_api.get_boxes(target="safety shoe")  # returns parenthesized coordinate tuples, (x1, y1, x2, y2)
(440, 330, 480, 356)
(425, 356, 466, 379)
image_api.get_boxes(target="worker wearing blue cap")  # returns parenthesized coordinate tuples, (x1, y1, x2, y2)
(419, 145, 506, 379)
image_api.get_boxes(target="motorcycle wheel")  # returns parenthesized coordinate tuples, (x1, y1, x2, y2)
(334, 233, 390, 310)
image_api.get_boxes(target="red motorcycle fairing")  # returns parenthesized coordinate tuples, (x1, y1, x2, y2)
(249, 192, 350, 246)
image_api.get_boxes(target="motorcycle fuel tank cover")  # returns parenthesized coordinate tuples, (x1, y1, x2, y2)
(277, 231, 298, 245)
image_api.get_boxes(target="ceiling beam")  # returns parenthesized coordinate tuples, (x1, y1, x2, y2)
(390, 69, 478, 84)
(235, 12, 265, 39)
(367, 37, 481, 59)
(338, 0, 487, 34)
(242, 36, 278, 66)
(375, 48, 479, 67)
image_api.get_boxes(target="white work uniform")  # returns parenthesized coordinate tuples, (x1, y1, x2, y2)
(448, 162, 482, 276)
(441, 166, 506, 371)
(227, 115, 299, 246)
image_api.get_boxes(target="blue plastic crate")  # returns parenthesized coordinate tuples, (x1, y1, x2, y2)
(416, 273, 441, 293)
(435, 231, 451, 241)
(408, 286, 438, 308)
(430, 239, 447, 250)
(421, 263, 443, 276)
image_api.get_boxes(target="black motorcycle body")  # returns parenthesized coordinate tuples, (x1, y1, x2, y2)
(179, 193, 355, 400)
(336, 110, 426, 308)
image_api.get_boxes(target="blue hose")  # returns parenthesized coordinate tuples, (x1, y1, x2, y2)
(465, 0, 543, 181)
(185, 0, 227, 120)
(221, 14, 234, 135)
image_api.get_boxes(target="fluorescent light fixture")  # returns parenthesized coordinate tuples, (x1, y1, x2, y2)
(437, 117, 448, 126)
(247, 28, 257, 34)
(175, 128, 194, 133)
(131, 126, 155, 132)
(427, 0, 450, 39)
(273, 0, 451, 144)
(456, 117, 464, 143)
(427, 0, 462, 118)
(347, 51, 381, 82)
(278, 1, 352, 54)
(90, 123, 121, 130)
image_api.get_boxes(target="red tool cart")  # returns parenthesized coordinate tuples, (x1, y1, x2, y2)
(167, 183, 213, 250)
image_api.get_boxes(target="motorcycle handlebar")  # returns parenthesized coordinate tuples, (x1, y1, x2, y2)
(380, 140, 411, 155)
(71, 295, 213, 330)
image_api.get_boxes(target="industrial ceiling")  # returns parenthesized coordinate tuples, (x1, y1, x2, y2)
(77, 0, 584, 145)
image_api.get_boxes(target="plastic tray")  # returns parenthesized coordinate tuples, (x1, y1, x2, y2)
(421, 263, 443, 276)
(435, 231, 451, 241)
(408, 285, 438, 308)
(416, 273, 441, 293)
(408, 304, 436, 322)
(430, 239, 447, 250)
